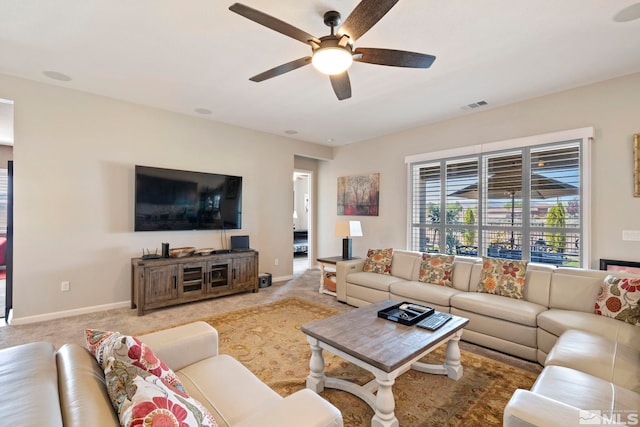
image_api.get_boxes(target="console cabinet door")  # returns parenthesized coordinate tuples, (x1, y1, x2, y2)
(178, 262, 207, 298)
(144, 264, 177, 304)
(232, 255, 257, 291)
(206, 259, 232, 295)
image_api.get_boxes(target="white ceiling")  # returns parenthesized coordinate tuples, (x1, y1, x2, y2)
(1, 1, 639, 147)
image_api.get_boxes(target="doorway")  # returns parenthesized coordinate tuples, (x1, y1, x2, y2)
(0, 98, 14, 323)
(293, 170, 311, 275)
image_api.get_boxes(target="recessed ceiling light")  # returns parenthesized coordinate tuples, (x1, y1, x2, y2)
(284, 130, 298, 135)
(43, 71, 72, 81)
(194, 108, 212, 115)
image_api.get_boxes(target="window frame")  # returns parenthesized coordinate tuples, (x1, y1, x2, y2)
(405, 127, 594, 267)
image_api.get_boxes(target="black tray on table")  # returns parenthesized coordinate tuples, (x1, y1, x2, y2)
(377, 301, 435, 326)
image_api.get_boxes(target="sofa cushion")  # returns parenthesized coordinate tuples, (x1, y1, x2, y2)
(537, 309, 640, 352)
(549, 268, 608, 313)
(56, 344, 120, 426)
(85, 329, 186, 394)
(104, 358, 218, 427)
(389, 250, 421, 281)
(390, 280, 461, 309)
(477, 257, 528, 299)
(0, 342, 63, 427)
(177, 354, 282, 427)
(530, 365, 640, 417)
(362, 248, 393, 274)
(451, 292, 546, 327)
(346, 271, 405, 292)
(595, 275, 640, 325)
(545, 330, 640, 393)
(418, 253, 454, 287)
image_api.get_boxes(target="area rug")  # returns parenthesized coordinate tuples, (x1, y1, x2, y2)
(199, 297, 538, 427)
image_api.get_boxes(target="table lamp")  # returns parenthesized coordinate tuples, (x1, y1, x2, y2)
(335, 220, 363, 260)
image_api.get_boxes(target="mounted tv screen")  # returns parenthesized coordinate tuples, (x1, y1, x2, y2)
(135, 165, 242, 231)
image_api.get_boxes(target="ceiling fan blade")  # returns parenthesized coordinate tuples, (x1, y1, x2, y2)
(330, 72, 351, 100)
(249, 57, 312, 82)
(354, 48, 436, 68)
(229, 3, 319, 45)
(339, 0, 399, 42)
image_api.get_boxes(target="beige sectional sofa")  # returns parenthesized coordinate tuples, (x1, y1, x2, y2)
(0, 321, 343, 427)
(336, 249, 640, 426)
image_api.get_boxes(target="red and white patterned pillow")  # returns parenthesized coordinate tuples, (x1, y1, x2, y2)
(595, 275, 640, 325)
(419, 253, 454, 287)
(85, 329, 186, 394)
(362, 248, 393, 275)
(104, 357, 218, 427)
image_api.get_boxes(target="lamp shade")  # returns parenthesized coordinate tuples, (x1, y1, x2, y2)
(335, 220, 363, 237)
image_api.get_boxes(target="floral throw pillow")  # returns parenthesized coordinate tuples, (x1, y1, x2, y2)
(477, 257, 528, 299)
(104, 357, 218, 427)
(362, 248, 393, 275)
(419, 253, 454, 287)
(595, 275, 640, 325)
(85, 329, 186, 394)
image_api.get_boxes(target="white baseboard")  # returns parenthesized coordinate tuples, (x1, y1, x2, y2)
(9, 301, 131, 325)
(273, 275, 293, 283)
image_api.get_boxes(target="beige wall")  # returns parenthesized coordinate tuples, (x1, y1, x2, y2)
(3, 70, 639, 322)
(317, 72, 640, 269)
(0, 73, 332, 322)
(0, 144, 12, 167)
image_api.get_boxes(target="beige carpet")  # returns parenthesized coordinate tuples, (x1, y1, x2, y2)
(201, 297, 538, 427)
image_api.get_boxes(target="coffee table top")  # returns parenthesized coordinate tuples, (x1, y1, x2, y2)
(301, 300, 469, 372)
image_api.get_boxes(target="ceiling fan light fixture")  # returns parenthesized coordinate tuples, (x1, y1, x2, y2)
(312, 46, 353, 75)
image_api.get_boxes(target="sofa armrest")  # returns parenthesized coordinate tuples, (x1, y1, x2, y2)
(138, 321, 218, 371)
(335, 259, 365, 302)
(234, 389, 343, 427)
(504, 389, 627, 427)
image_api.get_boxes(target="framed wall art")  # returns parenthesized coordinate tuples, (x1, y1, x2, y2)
(337, 173, 380, 216)
(600, 258, 640, 275)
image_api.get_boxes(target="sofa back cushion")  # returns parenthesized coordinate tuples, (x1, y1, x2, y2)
(451, 256, 481, 291)
(549, 268, 609, 312)
(522, 263, 555, 306)
(56, 344, 120, 427)
(0, 342, 63, 427)
(390, 250, 421, 280)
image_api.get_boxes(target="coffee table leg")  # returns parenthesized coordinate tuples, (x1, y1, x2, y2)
(372, 375, 399, 427)
(444, 329, 463, 380)
(306, 336, 326, 392)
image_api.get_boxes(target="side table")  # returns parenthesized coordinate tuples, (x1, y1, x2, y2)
(316, 256, 359, 297)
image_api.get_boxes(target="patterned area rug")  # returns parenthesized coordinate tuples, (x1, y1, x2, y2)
(201, 297, 538, 427)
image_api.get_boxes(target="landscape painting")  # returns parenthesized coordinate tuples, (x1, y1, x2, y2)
(337, 173, 380, 216)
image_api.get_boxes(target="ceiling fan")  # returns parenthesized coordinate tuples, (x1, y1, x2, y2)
(229, 0, 436, 100)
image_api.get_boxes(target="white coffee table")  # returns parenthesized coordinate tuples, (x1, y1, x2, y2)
(301, 300, 469, 427)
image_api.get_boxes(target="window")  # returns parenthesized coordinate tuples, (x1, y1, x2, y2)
(407, 128, 592, 267)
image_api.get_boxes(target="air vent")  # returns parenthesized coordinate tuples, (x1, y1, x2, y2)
(461, 100, 488, 110)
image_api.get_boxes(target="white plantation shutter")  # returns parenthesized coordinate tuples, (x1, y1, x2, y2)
(408, 130, 590, 267)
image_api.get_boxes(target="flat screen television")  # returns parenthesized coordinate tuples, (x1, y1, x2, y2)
(135, 165, 242, 231)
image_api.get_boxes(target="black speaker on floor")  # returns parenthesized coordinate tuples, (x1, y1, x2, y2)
(259, 273, 272, 288)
